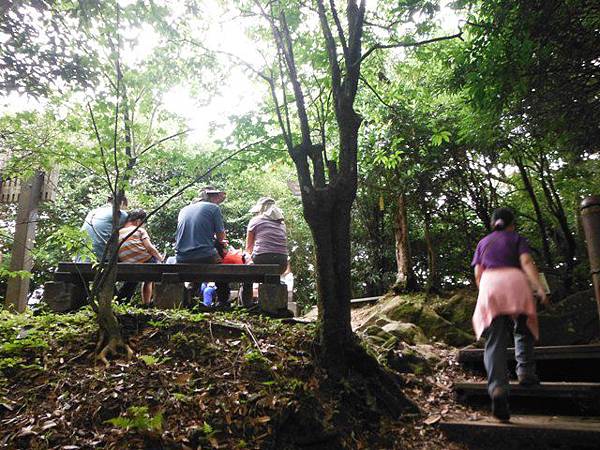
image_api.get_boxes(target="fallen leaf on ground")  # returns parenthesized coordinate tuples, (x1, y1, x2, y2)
(41, 420, 58, 430)
(424, 415, 441, 425)
(174, 373, 192, 385)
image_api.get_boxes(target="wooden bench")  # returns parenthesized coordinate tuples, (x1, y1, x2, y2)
(43, 262, 290, 314)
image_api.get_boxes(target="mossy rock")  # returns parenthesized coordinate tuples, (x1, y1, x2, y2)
(381, 322, 428, 345)
(538, 289, 599, 345)
(365, 335, 388, 347)
(362, 325, 394, 341)
(382, 335, 399, 350)
(357, 293, 475, 347)
(433, 292, 477, 332)
(386, 344, 438, 375)
(385, 296, 426, 323)
(417, 306, 474, 347)
(411, 344, 442, 365)
(380, 296, 474, 346)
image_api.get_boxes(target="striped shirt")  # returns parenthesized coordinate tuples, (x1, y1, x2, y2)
(118, 226, 152, 263)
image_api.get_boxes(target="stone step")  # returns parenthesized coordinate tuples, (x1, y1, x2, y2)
(457, 344, 600, 363)
(455, 381, 600, 415)
(440, 415, 600, 448)
(455, 381, 600, 399)
(457, 344, 600, 382)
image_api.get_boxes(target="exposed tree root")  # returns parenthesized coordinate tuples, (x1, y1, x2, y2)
(345, 341, 418, 418)
(95, 330, 134, 368)
(317, 337, 418, 418)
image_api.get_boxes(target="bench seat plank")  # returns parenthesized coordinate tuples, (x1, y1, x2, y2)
(55, 262, 281, 283)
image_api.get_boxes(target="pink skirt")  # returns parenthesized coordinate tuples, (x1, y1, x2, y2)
(472, 267, 539, 340)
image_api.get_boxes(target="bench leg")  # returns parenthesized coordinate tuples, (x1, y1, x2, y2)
(154, 282, 186, 309)
(258, 283, 290, 315)
(43, 281, 87, 312)
(287, 301, 299, 317)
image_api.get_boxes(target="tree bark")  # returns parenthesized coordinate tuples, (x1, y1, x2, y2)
(263, 0, 368, 375)
(537, 157, 576, 291)
(542, 180, 576, 291)
(423, 208, 439, 293)
(393, 192, 417, 292)
(299, 108, 362, 375)
(358, 194, 385, 296)
(514, 156, 553, 268)
(311, 202, 355, 373)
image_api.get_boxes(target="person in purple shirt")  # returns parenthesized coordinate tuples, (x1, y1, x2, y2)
(471, 207, 548, 421)
(241, 197, 288, 306)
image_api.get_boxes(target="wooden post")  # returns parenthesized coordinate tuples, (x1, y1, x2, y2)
(4, 172, 44, 312)
(580, 196, 600, 324)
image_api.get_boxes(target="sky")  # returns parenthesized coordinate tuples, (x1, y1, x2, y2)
(0, 1, 463, 146)
(158, 1, 463, 144)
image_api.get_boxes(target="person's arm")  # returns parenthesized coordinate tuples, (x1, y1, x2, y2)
(282, 260, 291, 276)
(474, 264, 483, 288)
(141, 230, 163, 262)
(520, 253, 549, 305)
(216, 230, 227, 245)
(213, 206, 227, 245)
(245, 230, 255, 255)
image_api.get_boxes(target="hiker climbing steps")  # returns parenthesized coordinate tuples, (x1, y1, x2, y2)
(440, 344, 600, 447)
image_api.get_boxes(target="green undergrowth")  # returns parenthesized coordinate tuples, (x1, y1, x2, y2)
(0, 307, 98, 380)
(0, 305, 438, 449)
(105, 405, 164, 433)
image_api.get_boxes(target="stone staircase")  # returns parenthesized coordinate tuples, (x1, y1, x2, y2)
(439, 344, 600, 448)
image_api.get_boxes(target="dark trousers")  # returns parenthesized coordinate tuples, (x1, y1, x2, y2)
(116, 282, 138, 303)
(483, 315, 536, 396)
(241, 253, 288, 306)
(177, 254, 230, 305)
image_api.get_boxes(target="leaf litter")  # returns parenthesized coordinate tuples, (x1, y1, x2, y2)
(0, 307, 480, 449)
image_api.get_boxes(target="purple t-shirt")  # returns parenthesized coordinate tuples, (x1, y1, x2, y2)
(471, 231, 531, 269)
(248, 216, 288, 256)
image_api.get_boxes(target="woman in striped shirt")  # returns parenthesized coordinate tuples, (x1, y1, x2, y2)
(118, 209, 163, 305)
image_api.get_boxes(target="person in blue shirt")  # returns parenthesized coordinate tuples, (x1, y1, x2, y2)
(175, 186, 230, 305)
(200, 282, 218, 307)
(81, 195, 128, 261)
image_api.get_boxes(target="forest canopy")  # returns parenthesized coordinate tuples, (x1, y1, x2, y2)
(0, 0, 598, 309)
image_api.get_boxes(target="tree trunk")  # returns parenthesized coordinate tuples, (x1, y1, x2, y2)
(423, 208, 439, 293)
(375, 200, 385, 294)
(91, 195, 132, 366)
(514, 156, 553, 268)
(393, 192, 417, 292)
(96, 261, 122, 342)
(538, 165, 576, 291)
(269, 0, 371, 375)
(310, 202, 355, 374)
(357, 193, 385, 296)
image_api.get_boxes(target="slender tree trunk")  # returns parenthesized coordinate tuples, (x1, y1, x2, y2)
(393, 192, 417, 292)
(97, 258, 122, 342)
(91, 195, 132, 366)
(94, 92, 134, 358)
(539, 166, 576, 291)
(375, 200, 385, 294)
(423, 208, 439, 293)
(514, 157, 553, 268)
(358, 194, 385, 296)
